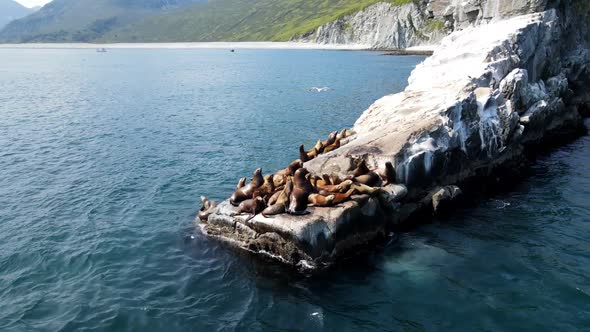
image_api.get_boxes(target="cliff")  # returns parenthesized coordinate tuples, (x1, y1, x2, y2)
(298, 0, 555, 49)
(199, 4, 590, 271)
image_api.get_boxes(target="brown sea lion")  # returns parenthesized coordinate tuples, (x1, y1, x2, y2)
(307, 147, 320, 159)
(232, 196, 265, 222)
(332, 189, 355, 205)
(275, 160, 303, 178)
(336, 128, 350, 140)
(310, 175, 320, 188)
(267, 189, 282, 206)
(330, 174, 343, 185)
(299, 145, 311, 162)
(316, 179, 353, 194)
(315, 174, 331, 187)
(321, 131, 338, 148)
(230, 168, 263, 206)
(312, 140, 325, 153)
(198, 195, 217, 221)
(262, 178, 293, 216)
(354, 171, 381, 187)
(308, 193, 335, 207)
(288, 168, 312, 215)
(378, 161, 396, 185)
(323, 138, 341, 153)
(351, 182, 381, 195)
(255, 174, 275, 200)
(352, 159, 370, 177)
(236, 177, 247, 190)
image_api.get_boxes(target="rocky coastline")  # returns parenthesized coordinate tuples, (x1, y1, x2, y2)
(198, 5, 589, 272)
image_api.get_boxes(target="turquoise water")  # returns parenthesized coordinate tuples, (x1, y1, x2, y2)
(1, 49, 589, 331)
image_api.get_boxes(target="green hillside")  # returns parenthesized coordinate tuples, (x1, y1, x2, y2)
(0, 0, 207, 42)
(102, 0, 413, 42)
(0, 0, 413, 43)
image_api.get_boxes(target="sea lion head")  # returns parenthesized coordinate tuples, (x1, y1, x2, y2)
(200, 195, 209, 211)
(313, 140, 323, 151)
(237, 177, 247, 189)
(288, 159, 303, 175)
(293, 168, 310, 187)
(384, 161, 396, 183)
(326, 131, 338, 145)
(252, 168, 263, 186)
(352, 159, 370, 177)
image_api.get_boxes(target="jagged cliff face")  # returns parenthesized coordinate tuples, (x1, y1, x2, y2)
(304, 2, 445, 49)
(299, 0, 553, 49)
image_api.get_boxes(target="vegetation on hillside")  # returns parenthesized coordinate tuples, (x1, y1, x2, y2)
(0, 0, 415, 42)
(103, 0, 414, 42)
(0, 0, 206, 42)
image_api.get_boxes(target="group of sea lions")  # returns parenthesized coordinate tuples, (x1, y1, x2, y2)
(198, 128, 397, 222)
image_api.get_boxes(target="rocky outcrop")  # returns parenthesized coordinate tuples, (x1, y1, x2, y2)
(299, 2, 445, 49)
(201, 6, 589, 272)
(298, 0, 556, 49)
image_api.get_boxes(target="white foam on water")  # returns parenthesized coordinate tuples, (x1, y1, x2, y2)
(309, 86, 330, 92)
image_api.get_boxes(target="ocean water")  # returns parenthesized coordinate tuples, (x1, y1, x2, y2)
(1, 48, 589, 331)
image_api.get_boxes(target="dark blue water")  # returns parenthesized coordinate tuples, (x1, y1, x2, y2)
(1, 48, 589, 331)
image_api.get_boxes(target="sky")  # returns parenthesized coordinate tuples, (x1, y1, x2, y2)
(14, 0, 52, 8)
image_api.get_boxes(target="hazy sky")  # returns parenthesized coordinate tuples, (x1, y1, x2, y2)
(14, 0, 52, 8)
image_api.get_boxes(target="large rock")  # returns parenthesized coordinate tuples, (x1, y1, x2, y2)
(202, 9, 589, 271)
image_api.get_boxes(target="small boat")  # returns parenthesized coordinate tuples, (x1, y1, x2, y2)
(96, 48, 107, 53)
(230, 49, 235, 53)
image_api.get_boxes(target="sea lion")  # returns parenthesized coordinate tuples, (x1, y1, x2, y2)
(262, 178, 293, 216)
(313, 140, 325, 153)
(354, 171, 381, 187)
(336, 128, 351, 140)
(267, 189, 282, 206)
(236, 177, 247, 189)
(288, 168, 313, 215)
(330, 174, 343, 185)
(352, 159, 370, 177)
(315, 174, 331, 187)
(378, 161, 396, 185)
(310, 175, 320, 188)
(299, 144, 319, 162)
(198, 195, 217, 221)
(332, 189, 355, 205)
(351, 182, 381, 195)
(232, 196, 265, 222)
(308, 193, 335, 207)
(230, 168, 264, 206)
(316, 179, 353, 194)
(323, 138, 341, 153)
(275, 160, 303, 178)
(321, 131, 338, 148)
(254, 174, 275, 202)
(307, 147, 320, 159)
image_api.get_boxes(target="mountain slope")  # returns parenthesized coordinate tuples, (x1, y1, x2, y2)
(0, 0, 34, 30)
(101, 0, 413, 42)
(0, 0, 413, 42)
(0, 0, 207, 42)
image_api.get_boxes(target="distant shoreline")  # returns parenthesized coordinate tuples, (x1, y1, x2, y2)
(0, 41, 436, 54)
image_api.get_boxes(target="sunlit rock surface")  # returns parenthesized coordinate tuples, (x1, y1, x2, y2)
(202, 9, 589, 271)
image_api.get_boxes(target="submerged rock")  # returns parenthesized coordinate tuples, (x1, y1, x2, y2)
(202, 8, 589, 271)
